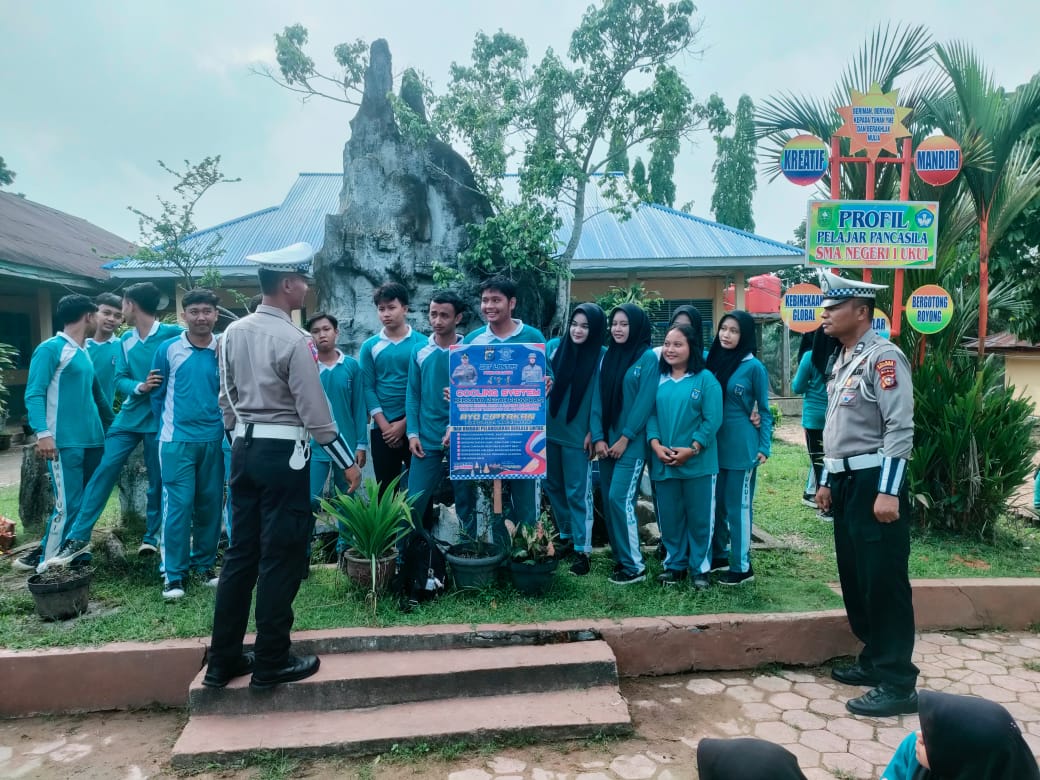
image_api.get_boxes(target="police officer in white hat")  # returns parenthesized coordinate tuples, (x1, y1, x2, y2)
(815, 273, 918, 717)
(203, 242, 361, 690)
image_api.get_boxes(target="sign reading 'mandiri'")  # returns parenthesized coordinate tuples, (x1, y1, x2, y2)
(806, 200, 938, 269)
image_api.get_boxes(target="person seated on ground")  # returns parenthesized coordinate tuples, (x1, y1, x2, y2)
(882, 690, 1040, 779)
(697, 737, 807, 780)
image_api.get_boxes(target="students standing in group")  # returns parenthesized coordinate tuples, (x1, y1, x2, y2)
(706, 310, 772, 586)
(647, 322, 723, 590)
(463, 276, 547, 543)
(792, 329, 828, 511)
(545, 303, 606, 576)
(150, 289, 224, 600)
(360, 282, 427, 496)
(48, 283, 183, 567)
(591, 304, 658, 585)
(86, 292, 125, 411)
(308, 312, 368, 515)
(16, 296, 114, 571)
(406, 291, 474, 533)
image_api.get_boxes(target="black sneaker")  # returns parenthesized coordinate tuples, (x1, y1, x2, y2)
(801, 495, 818, 508)
(48, 538, 91, 567)
(197, 569, 220, 588)
(138, 541, 158, 557)
(11, 546, 43, 572)
(653, 542, 667, 561)
(608, 568, 646, 585)
(162, 579, 186, 600)
(709, 556, 729, 572)
(569, 553, 591, 576)
(719, 566, 755, 586)
(555, 539, 575, 560)
(817, 509, 833, 522)
(831, 664, 880, 687)
(657, 569, 687, 585)
(845, 685, 918, 717)
(692, 573, 711, 590)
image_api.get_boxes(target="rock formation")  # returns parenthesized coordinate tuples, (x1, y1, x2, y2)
(315, 39, 493, 351)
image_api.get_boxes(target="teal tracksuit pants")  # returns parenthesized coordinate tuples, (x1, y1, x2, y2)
(713, 467, 757, 574)
(598, 456, 645, 576)
(408, 448, 475, 535)
(655, 475, 717, 574)
(159, 440, 223, 583)
(40, 447, 104, 559)
(544, 441, 594, 553)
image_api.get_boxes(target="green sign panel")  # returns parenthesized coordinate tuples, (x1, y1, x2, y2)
(807, 200, 938, 269)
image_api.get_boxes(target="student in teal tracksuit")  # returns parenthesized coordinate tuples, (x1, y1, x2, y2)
(647, 323, 723, 590)
(463, 276, 547, 542)
(360, 281, 428, 497)
(16, 296, 113, 571)
(49, 283, 183, 567)
(150, 289, 224, 600)
(406, 291, 474, 533)
(792, 329, 828, 508)
(706, 310, 772, 586)
(308, 312, 368, 512)
(591, 304, 658, 585)
(545, 303, 606, 577)
(85, 292, 125, 411)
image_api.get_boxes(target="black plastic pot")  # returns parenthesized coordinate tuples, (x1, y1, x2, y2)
(508, 558, 558, 596)
(446, 542, 506, 590)
(27, 567, 92, 621)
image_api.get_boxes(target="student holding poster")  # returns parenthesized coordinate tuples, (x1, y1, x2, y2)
(591, 304, 658, 585)
(462, 276, 546, 531)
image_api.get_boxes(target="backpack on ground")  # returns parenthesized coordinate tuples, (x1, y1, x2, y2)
(397, 528, 446, 610)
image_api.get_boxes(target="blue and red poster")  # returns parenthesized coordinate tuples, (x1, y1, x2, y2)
(449, 343, 547, 480)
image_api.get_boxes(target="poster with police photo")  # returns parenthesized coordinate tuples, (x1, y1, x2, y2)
(448, 343, 547, 479)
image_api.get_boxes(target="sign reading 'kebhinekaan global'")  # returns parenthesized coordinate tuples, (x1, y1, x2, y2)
(806, 200, 938, 269)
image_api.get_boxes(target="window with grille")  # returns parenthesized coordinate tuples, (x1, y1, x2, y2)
(646, 299, 714, 348)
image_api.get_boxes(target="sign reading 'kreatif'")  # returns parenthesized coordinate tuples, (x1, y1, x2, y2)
(806, 200, 938, 269)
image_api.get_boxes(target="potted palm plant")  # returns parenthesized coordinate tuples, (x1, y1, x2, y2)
(506, 513, 558, 596)
(319, 474, 416, 603)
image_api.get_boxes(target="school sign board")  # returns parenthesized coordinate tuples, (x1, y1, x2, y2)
(448, 343, 547, 480)
(806, 200, 938, 269)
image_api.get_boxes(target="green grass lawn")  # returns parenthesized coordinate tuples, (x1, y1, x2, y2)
(1, 439, 1037, 650)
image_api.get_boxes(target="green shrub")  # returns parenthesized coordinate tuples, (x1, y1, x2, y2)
(909, 351, 1036, 537)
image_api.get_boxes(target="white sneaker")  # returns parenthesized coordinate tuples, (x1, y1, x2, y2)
(138, 542, 158, 556)
(162, 580, 186, 600)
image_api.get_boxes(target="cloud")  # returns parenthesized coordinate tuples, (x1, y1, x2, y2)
(194, 43, 277, 81)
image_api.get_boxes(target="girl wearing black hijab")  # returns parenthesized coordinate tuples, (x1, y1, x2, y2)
(792, 328, 829, 513)
(590, 304, 658, 585)
(705, 310, 773, 586)
(697, 737, 808, 780)
(545, 303, 606, 576)
(882, 690, 1040, 779)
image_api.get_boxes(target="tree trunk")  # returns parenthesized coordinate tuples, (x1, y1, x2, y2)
(18, 445, 52, 536)
(117, 443, 149, 537)
(552, 180, 589, 336)
(978, 216, 989, 358)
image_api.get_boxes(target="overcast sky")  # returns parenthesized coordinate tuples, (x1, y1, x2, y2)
(2, 0, 1037, 250)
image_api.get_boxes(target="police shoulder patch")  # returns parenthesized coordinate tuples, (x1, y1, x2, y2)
(876, 358, 898, 389)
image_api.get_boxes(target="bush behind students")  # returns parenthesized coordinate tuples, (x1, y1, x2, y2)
(545, 303, 606, 576)
(706, 309, 772, 586)
(591, 303, 658, 585)
(647, 323, 723, 590)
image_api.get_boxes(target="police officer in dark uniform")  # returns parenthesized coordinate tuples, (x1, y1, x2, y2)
(815, 273, 918, 717)
(202, 242, 361, 690)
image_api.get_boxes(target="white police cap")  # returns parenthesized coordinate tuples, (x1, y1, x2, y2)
(819, 272, 887, 309)
(244, 242, 315, 277)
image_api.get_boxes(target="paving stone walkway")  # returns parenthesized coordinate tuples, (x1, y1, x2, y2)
(0, 630, 1037, 779)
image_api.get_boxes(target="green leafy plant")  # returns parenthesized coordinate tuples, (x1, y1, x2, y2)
(507, 514, 557, 565)
(0, 342, 18, 426)
(909, 351, 1036, 537)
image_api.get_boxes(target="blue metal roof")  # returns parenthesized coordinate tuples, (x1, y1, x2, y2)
(106, 172, 800, 277)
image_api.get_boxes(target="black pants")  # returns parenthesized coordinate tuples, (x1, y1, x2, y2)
(832, 466, 918, 692)
(369, 420, 412, 497)
(804, 428, 824, 493)
(210, 438, 311, 672)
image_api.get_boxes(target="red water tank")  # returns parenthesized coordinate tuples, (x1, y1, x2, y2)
(724, 274, 781, 313)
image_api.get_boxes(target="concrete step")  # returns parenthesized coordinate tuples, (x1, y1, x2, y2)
(172, 686, 632, 768)
(189, 640, 619, 716)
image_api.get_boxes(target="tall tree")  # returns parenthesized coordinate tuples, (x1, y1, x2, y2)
(924, 43, 1040, 355)
(711, 94, 757, 230)
(631, 157, 649, 201)
(606, 128, 630, 175)
(0, 156, 15, 187)
(128, 157, 241, 293)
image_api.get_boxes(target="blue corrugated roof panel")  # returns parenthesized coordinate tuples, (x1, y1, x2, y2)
(107, 172, 800, 273)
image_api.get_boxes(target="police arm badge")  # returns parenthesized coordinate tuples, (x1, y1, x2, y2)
(876, 358, 898, 389)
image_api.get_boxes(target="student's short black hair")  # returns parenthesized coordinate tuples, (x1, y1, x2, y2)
(373, 281, 409, 306)
(306, 312, 339, 331)
(95, 292, 123, 310)
(479, 276, 517, 300)
(123, 282, 162, 315)
(257, 269, 284, 296)
(429, 290, 467, 316)
(248, 294, 263, 312)
(182, 288, 220, 309)
(57, 294, 97, 327)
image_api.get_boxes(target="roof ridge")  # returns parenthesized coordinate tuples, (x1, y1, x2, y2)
(643, 203, 801, 255)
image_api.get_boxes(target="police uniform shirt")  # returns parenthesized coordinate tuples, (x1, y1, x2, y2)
(822, 329, 913, 495)
(219, 304, 354, 468)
